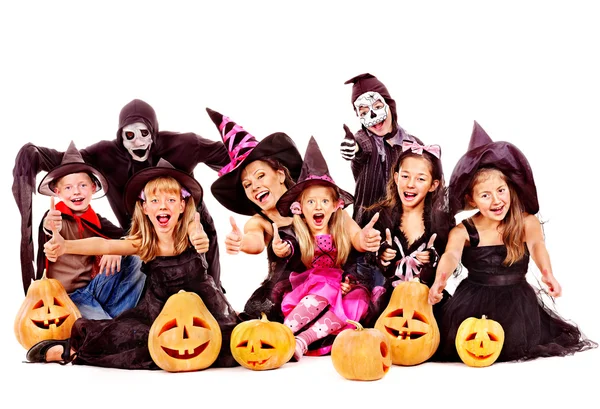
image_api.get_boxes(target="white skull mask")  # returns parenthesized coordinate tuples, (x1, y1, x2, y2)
(353, 91, 389, 128)
(122, 122, 153, 162)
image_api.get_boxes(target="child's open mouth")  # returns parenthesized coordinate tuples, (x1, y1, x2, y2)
(491, 205, 504, 215)
(313, 213, 325, 226)
(403, 192, 417, 201)
(157, 214, 171, 227)
(71, 197, 85, 206)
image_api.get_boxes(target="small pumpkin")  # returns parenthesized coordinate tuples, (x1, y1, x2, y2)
(455, 315, 504, 367)
(14, 271, 82, 349)
(374, 278, 440, 366)
(230, 312, 295, 370)
(148, 290, 222, 372)
(331, 319, 391, 381)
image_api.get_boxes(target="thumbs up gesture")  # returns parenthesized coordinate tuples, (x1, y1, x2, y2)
(416, 233, 437, 265)
(43, 197, 63, 235)
(340, 124, 359, 161)
(44, 208, 66, 262)
(272, 223, 292, 258)
(189, 212, 209, 254)
(380, 228, 397, 267)
(224, 216, 243, 255)
(359, 212, 381, 252)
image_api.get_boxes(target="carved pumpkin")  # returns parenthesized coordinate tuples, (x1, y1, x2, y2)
(331, 320, 391, 381)
(14, 271, 82, 349)
(455, 315, 504, 367)
(148, 290, 222, 372)
(374, 279, 440, 366)
(230, 312, 295, 370)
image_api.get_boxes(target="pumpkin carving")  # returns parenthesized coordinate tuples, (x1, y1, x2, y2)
(230, 312, 295, 370)
(331, 320, 391, 381)
(455, 315, 504, 367)
(374, 279, 440, 366)
(14, 271, 82, 349)
(148, 290, 222, 372)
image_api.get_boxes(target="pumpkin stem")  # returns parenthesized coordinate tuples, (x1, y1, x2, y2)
(346, 319, 363, 331)
(41, 269, 48, 280)
(482, 315, 487, 319)
(260, 312, 269, 322)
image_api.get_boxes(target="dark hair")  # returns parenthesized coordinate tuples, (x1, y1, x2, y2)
(244, 157, 295, 215)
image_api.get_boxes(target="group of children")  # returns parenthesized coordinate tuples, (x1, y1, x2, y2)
(16, 73, 596, 368)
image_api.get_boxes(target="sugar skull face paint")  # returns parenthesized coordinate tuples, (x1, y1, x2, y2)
(122, 122, 153, 162)
(353, 91, 389, 129)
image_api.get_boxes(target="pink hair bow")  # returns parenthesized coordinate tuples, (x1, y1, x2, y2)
(334, 199, 345, 211)
(290, 201, 302, 215)
(402, 141, 441, 159)
(139, 187, 191, 201)
(391, 237, 426, 286)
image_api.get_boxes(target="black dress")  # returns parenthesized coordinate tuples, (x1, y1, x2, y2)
(240, 222, 304, 323)
(70, 247, 240, 369)
(438, 219, 597, 362)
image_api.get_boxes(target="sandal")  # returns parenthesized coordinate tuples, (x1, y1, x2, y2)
(25, 339, 76, 365)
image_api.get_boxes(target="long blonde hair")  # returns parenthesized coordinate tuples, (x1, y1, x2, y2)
(128, 176, 196, 262)
(469, 168, 525, 265)
(292, 185, 351, 268)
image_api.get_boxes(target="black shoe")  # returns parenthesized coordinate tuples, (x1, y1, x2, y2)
(25, 339, 75, 365)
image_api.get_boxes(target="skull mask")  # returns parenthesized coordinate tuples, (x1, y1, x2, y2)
(122, 122, 153, 162)
(353, 91, 389, 128)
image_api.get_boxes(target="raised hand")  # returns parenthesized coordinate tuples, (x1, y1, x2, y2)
(541, 269, 562, 297)
(416, 233, 437, 265)
(44, 218, 66, 262)
(341, 276, 354, 296)
(428, 271, 448, 305)
(380, 228, 397, 267)
(43, 196, 62, 234)
(224, 216, 243, 255)
(271, 223, 292, 258)
(340, 124, 358, 161)
(359, 212, 381, 252)
(190, 212, 209, 254)
(98, 255, 122, 275)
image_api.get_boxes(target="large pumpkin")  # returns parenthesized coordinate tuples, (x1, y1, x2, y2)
(148, 290, 222, 372)
(14, 271, 82, 349)
(230, 312, 295, 371)
(331, 320, 391, 381)
(374, 279, 440, 365)
(455, 315, 504, 367)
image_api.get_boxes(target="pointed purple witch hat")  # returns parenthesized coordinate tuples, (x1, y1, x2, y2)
(276, 136, 354, 217)
(448, 121, 539, 215)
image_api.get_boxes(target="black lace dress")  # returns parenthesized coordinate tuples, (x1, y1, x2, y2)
(437, 219, 597, 362)
(70, 247, 240, 369)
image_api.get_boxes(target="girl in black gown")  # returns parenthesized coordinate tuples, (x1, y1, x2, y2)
(429, 121, 597, 362)
(27, 159, 240, 368)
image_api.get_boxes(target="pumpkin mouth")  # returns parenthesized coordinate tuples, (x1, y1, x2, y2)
(246, 358, 270, 367)
(161, 341, 209, 359)
(384, 326, 426, 340)
(31, 315, 70, 329)
(465, 350, 494, 360)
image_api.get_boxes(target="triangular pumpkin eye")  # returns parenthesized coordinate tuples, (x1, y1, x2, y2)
(487, 332, 499, 341)
(158, 318, 178, 336)
(386, 308, 403, 318)
(412, 311, 428, 324)
(260, 341, 274, 349)
(193, 317, 209, 328)
(236, 340, 249, 348)
(466, 332, 477, 341)
(32, 300, 44, 309)
(53, 297, 64, 307)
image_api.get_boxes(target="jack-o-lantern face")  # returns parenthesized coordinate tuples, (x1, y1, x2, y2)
(374, 279, 440, 366)
(331, 320, 391, 381)
(14, 272, 81, 349)
(455, 315, 504, 367)
(230, 312, 295, 371)
(148, 290, 222, 372)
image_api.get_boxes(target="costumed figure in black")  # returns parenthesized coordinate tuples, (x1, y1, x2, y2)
(428, 121, 597, 362)
(208, 108, 304, 322)
(27, 159, 240, 368)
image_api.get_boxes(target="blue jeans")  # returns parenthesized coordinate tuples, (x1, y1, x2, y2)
(69, 255, 146, 320)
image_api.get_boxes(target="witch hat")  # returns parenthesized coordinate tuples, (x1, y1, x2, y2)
(276, 136, 354, 217)
(37, 141, 109, 198)
(448, 121, 539, 215)
(209, 108, 303, 216)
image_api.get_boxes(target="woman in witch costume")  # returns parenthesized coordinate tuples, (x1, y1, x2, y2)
(429, 121, 597, 362)
(274, 136, 382, 361)
(29, 159, 240, 368)
(208, 108, 305, 322)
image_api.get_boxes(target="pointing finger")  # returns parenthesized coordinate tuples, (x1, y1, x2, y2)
(385, 228, 392, 245)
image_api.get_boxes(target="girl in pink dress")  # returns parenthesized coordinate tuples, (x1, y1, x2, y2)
(274, 136, 381, 361)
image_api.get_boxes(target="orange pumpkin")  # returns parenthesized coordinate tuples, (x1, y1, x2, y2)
(14, 271, 82, 349)
(148, 290, 222, 372)
(230, 312, 295, 370)
(331, 320, 391, 381)
(374, 279, 440, 366)
(455, 315, 504, 367)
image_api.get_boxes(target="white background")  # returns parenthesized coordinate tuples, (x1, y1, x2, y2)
(1, 1, 598, 408)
